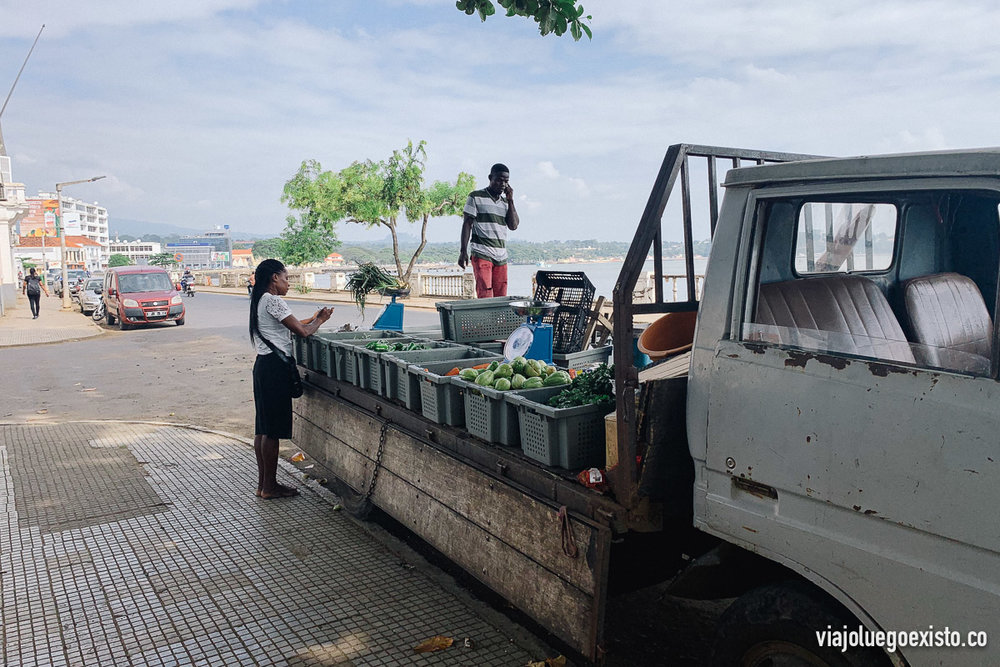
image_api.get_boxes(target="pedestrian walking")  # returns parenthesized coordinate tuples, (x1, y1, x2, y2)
(249, 259, 333, 499)
(458, 163, 519, 298)
(22, 268, 49, 319)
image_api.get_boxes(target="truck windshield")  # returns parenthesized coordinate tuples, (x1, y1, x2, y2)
(118, 273, 174, 293)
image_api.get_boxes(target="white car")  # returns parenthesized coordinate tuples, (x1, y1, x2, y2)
(76, 277, 104, 315)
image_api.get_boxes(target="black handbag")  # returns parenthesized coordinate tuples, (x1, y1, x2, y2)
(255, 327, 304, 398)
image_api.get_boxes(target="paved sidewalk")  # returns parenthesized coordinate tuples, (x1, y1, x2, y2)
(0, 295, 102, 348)
(0, 422, 543, 666)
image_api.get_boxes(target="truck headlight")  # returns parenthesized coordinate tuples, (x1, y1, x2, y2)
(123, 299, 139, 307)
(171, 295, 182, 305)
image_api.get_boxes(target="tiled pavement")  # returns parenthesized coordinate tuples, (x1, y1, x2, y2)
(0, 422, 540, 666)
(0, 296, 101, 347)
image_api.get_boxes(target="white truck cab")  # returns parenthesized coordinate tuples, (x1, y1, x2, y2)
(678, 150, 999, 665)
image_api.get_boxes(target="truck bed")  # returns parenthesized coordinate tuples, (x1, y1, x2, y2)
(293, 370, 625, 661)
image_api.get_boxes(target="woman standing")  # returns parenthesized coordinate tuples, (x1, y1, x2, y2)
(249, 259, 332, 499)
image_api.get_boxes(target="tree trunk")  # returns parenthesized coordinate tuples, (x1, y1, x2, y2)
(403, 213, 430, 286)
(388, 217, 404, 279)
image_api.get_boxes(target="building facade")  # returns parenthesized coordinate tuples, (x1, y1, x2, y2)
(16, 235, 103, 272)
(0, 152, 29, 315)
(108, 238, 162, 265)
(21, 193, 110, 265)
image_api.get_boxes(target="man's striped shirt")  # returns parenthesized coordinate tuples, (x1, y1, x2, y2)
(464, 188, 510, 265)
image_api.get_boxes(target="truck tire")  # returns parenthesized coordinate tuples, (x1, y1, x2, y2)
(106, 308, 116, 326)
(710, 581, 890, 667)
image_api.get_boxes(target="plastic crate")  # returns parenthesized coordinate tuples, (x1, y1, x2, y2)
(380, 342, 468, 401)
(356, 337, 429, 395)
(552, 345, 612, 370)
(392, 349, 504, 409)
(533, 271, 596, 354)
(452, 377, 553, 447)
(507, 386, 609, 469)
(328, 332, 404, 385)
(436, 296, 527, 343)
(413, 353, 504, 425)
(467, 340, 505, 355)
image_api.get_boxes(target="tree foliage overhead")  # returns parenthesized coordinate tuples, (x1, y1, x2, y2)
(107, 254, 132, 268)
(456, 0, 592, 40)
(282, 140, 474, 285)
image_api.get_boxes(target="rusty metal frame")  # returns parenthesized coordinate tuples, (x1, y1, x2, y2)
(610, 144, 819, 507)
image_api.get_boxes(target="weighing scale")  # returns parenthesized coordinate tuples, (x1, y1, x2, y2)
(503, 300, 560, 364)
(372, 288, 410, 331)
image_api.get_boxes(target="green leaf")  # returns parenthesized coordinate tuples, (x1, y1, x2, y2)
(570, 21, 581, 40)
(581, 23, 592, 39)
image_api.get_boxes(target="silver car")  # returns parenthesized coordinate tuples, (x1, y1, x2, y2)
(77, 277, 104, 314)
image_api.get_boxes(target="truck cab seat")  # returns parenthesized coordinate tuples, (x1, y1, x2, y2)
(754, 274, 915, 364)
(902, 272, 992, 372)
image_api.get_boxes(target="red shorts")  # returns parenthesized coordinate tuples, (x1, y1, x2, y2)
(471, 257, 508, 298)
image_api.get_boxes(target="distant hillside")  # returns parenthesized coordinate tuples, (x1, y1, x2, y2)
(109, 217, 269, 241)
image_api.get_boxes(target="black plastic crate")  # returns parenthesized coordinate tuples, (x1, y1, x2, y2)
(533, 271, 595, 354)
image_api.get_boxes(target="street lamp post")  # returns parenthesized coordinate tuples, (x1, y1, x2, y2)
(57, 175, 105, 310)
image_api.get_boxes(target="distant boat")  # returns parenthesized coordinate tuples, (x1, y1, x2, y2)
(536, 261, 546, 267)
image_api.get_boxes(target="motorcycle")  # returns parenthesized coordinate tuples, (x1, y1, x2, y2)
(91, 299, 106, 322)
(181, 277, 195, 297)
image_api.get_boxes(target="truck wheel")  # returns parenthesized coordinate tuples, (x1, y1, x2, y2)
(106, 309, 116, 326)
(176, 318, 185, 326)
(710, 581, 889, 667)
(119, 315, 131, 331)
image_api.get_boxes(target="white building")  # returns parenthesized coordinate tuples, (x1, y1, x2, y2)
(108, 238, 162, 265)
(0, 152, 29, 316)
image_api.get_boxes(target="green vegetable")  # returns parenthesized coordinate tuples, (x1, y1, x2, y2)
(494, 363, 513, 379)
(511, 373, 526, 389)
(488, 360, 500, 372)
(475, 370, 495, 387)
(542, 365, 556, 376)
(345, 262, 405, 316)
(548, 364, 615, 409)
(494, 378, 511, 391)
(543, 370, 572, 386)
(522, 376, 544, 389)
(524, 360, 540, 378)
(511, 356, 527, 375)
(459, 368, 480, 381)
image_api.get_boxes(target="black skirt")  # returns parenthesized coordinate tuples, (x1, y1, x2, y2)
(253, 353, 293, 439)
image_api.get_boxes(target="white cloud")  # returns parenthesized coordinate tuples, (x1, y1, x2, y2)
(537, 161, 560, 178)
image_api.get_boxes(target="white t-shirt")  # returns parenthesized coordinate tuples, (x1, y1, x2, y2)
(252, 293, 293, 356)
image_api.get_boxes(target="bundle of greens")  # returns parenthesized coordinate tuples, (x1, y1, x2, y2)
(548, 364, 614, 409)
(364, 341, 426, 352)
(346, 263, 405, 316)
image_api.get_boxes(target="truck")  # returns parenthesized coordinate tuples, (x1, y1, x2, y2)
(293, 144, 1000, 666)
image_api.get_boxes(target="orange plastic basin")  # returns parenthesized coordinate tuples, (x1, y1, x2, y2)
(637, 311, 698, 361)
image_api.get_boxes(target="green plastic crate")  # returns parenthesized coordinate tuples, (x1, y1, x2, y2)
(452, 377, 554, 447)
(328, 332, 404, 385)
(552, 345, 613, 370)
(380, 342, 469, 400)
(507, 386, 609, 469)
(436, 296, 527, 343)
(413, 353, 503, 425)
(355, 337, 429, 395)
(392, 349, 504, 409)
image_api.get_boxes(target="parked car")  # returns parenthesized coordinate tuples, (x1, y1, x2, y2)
(76, 277, 104, 315)
(102, 266, 185, 329)
(54, 269, 89, 298)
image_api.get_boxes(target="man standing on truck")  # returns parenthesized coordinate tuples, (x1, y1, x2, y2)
(458, 163, 519, 298)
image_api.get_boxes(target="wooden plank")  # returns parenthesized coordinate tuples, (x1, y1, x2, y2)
(295, 391, 602, 595)
(294, 409, 610, 658)
(638, 351, 692, 383)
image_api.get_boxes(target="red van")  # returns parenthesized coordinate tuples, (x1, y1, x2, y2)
(102, 266, 185, 329)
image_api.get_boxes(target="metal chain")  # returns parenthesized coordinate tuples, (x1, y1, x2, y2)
(363, 420, 389, 501)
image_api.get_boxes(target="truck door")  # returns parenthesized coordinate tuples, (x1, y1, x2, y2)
(703, 187, 1000, 664)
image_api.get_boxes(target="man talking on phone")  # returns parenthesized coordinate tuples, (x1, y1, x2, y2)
(458, 163, 519, 298)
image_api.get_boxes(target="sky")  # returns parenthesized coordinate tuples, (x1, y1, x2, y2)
(2, 0, 1000, 244)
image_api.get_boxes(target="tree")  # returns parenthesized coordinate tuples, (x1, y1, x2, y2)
(282, 140, 474, 286)
(253, 238, 283, 261)
(278, 220, 339, 267)
(456, 0, 592, 40)
(108, 254, 132, 267)
(148, 252, 176, 267)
